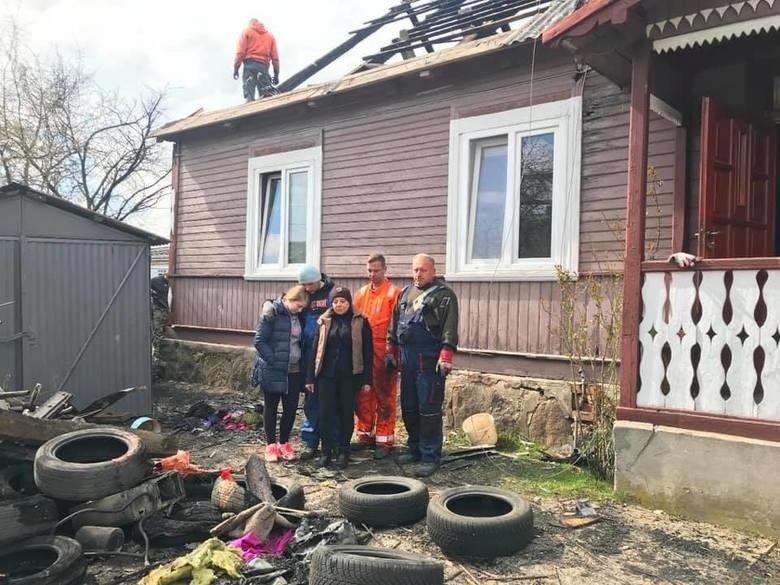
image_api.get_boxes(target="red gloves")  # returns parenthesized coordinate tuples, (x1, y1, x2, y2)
(436, 347, 454, 376)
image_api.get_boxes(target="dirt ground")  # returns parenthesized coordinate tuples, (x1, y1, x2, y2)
(87, 382, 779, 585)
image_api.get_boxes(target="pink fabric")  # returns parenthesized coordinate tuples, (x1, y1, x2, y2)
(230, 529, 295, 561)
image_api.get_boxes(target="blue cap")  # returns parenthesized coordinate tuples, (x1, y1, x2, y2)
(298, 264, 321, 285)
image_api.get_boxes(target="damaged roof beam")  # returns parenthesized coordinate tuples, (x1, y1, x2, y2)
(367, 0, 545, 57)
(277, 0, 412, 92)
(364, 5, 546, 62)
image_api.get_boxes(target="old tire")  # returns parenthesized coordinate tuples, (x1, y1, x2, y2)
(339, 476, 428, 527)
(272, 477, 305, 510)
(0, 494, 59, 546)
(0, 535, 86, 585)
(309, 545, 443, 585)
(0, 463, 38, 500)
(427, 486, 533, 558)
(34, 428, 151, 501)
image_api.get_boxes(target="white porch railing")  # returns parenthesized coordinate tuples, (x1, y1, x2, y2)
(639, 268, 780, 421)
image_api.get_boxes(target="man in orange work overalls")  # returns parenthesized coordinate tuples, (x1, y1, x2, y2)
(353, 253, 402, 459)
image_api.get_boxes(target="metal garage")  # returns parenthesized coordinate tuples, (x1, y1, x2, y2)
(0, 183, 167, 415)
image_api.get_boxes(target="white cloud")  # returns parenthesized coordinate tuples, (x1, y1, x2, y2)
(6, 0, 405, 237)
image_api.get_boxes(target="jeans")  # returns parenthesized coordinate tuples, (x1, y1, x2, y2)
(242, 59, 271, 101)
(263, 372, 301, 444)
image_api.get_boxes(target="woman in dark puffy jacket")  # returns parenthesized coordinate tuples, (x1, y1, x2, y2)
(252, 285, 309, 462)
(305, 287, 372, 469)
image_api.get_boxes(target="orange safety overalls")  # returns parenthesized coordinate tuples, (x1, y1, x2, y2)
(353, 279, 401, 447)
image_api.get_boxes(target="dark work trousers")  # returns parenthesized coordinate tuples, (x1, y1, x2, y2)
(398, 305, 445, 463)
(317, 375, 360, 454)
(263, 372, 302, 444)
(242, 59, 271, 101)
(400, 351, 445, 462)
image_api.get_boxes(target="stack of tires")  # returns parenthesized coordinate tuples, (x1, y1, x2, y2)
(0, 428, 156, 584)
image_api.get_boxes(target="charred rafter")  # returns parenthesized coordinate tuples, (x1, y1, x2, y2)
(280, 0, 553, 91)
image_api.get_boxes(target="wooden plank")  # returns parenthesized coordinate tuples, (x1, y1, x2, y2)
(619, 40, 651, 410)
(0, 410, 178, 456)
(671, 126, 687, 252)
(617, 407, 780, 443)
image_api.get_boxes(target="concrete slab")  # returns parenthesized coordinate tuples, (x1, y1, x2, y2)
(614, 420, 780, 538)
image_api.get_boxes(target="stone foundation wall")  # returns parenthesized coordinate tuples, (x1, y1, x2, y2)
(157, 338, 255, 393)
(158, 339, 575, 449)
(444, 371, 574, 449)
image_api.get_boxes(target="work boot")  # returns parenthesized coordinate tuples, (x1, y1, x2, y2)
(397, 451, 421, 464)
(414, 460, 439, 478)
(334, 451, 349, 470)
(315, 450, 332, 468)
(374, 446, 392, 460)
(299, 445, 317, 461)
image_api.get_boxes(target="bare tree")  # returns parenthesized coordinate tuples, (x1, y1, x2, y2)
(0, 17, 169, 220)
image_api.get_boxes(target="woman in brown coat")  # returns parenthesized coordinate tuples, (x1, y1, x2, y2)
(305, 287, 372, 469)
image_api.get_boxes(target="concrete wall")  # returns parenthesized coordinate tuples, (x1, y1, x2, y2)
(614, 421, 780, 538)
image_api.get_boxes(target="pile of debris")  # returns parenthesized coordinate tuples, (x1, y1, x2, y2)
(0, 419, 371, 585)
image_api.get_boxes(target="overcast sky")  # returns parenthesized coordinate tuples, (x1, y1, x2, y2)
(4, 0, 404, 236)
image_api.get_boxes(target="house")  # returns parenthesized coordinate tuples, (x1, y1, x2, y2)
(153, 0, 683, 446)
(544, 0, 780, 536)
(0, 183, 167, 414)
(151, 244, 170, 277)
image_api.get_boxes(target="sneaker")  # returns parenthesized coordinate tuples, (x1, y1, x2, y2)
(264, 443, 280, 462)
(397, 451, 421, 464)
(299, 446, 317, 461)
(414, 461, 439, 477)
(279, 442, 296, 461)
(374, 446, 392, 460)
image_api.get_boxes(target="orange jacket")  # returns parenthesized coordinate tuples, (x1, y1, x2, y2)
(354, 279, 401, 358)
(234, 22, 279, 72)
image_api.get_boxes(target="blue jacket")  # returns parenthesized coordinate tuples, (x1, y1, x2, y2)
(301, 273, 335, 351)
(251, 298, 297, 394)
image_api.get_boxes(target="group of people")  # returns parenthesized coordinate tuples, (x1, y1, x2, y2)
(251, 253, 459, 478)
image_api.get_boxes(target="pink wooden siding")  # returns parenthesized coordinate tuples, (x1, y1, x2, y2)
(170, 48, 678, 359)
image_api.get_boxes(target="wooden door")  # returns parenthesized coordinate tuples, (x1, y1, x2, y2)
(698, 97, 777, 258)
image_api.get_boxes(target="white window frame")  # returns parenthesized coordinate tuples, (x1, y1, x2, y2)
(244, 146, 322, 280)
(446, 97, 582, 281)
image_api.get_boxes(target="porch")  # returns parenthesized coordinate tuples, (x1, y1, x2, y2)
(544, 0, 780, 535)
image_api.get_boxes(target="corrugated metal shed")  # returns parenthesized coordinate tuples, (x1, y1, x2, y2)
(0, 183, 167, 415)
(153, 0, 579, 139)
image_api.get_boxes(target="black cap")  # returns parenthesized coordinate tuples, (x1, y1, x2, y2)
(331, 286, 352, 304)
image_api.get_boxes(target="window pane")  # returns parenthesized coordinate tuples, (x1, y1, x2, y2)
(518, 133, 554, 258)
(287, 171, 308, 264)
(470, 140, 508, 260)
(260, 176, 281, 264)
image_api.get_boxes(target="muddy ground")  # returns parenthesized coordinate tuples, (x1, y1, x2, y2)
(87, 382, 779, 585)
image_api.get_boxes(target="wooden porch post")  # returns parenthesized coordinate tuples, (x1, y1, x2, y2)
(619, 40, 651, 408)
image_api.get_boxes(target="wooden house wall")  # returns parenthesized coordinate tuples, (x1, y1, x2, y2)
(170, 47, 677, 363)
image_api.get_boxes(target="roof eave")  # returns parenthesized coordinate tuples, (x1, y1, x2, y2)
(0, 182, 168, 245)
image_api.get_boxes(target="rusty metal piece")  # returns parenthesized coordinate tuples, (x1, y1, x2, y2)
(69, 472, 185, 528)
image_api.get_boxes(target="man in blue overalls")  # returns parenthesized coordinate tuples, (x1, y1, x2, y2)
(386, 254, 459, 477)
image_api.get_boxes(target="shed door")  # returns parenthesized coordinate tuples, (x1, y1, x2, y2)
(21, 240, 152, 413)
(698, 96, 777, 258)
(0, 240, 20, 390)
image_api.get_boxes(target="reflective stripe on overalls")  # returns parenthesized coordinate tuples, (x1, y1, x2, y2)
(397, 285, 445, 462)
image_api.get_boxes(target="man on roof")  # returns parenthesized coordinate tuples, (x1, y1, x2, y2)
(233, 18, 280, 102)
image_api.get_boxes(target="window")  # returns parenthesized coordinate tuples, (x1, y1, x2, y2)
(446, 97, 581, 280)
(245, 147, 321, 279)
